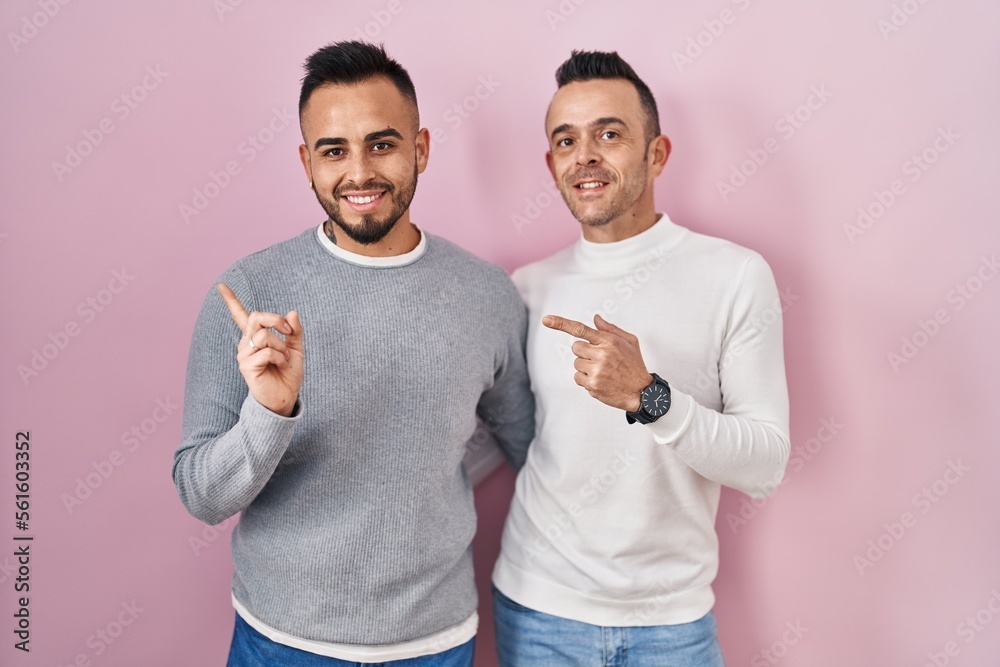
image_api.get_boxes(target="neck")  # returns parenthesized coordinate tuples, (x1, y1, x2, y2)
(580, 198, 659, 244)
(324, 214, 421, 257)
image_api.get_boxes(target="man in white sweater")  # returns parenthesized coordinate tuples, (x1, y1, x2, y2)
(491, 50, 790, 665)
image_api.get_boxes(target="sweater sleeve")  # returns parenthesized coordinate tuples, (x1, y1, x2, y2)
(476, 273, 536, 471)
(171, 267, 302, 525)
(646, 254, 790, 498)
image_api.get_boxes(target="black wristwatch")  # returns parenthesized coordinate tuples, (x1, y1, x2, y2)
(626, 373, 671, 424)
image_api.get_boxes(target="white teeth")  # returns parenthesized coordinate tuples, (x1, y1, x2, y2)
(346, 194, 381, 204)
(578, 182, 604, 189)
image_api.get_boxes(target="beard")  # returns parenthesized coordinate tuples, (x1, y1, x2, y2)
(559, 154, 649, 228)
(315, 165, 419, 245)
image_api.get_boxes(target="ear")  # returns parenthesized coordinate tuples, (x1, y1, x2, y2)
(545, 150, 556, 180)
(648, 134, 671, 178)
(415, 127, 431, 174)
(298, 143, 312, 185)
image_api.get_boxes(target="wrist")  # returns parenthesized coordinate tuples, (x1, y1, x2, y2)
(626, 373, 671, 425)
(265, 397, 298, 418)
(627, 373, 653, 411)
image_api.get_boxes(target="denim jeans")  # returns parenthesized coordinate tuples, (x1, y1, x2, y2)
(492, 585, 726, 666)
(226, 612, 475, 667)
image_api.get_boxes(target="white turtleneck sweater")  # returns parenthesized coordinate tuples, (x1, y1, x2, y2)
(493, 212, 790, 626)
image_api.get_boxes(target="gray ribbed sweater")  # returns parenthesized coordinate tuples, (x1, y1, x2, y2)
(171, 226, 535, 645)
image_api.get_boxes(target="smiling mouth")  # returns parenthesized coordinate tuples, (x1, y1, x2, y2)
(341, 191, 387, 209)
(573, 178, 610, 195)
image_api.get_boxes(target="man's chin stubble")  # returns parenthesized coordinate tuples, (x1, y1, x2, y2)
(330, 214, 397, 245)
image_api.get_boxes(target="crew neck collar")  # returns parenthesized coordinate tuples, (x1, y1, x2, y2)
(314, 223, 427, 268)
(573, 212, 687, 273)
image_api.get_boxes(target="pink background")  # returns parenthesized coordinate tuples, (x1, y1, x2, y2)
(2, 1, 999, 665)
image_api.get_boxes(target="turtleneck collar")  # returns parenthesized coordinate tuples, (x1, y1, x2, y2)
(573, 213, 687, 274)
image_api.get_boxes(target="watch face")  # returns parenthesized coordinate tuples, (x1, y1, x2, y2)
(641, 383, 671, 417)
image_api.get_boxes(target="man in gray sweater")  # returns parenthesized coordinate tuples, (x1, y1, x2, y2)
(172, 41, 534, 666)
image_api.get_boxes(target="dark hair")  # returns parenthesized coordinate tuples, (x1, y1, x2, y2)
(298, 41, 418, 124)
(554, 50, 660, 141)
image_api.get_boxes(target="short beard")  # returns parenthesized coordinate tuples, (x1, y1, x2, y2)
(316, 165, 418, 245)
(568, 192, 631, 228)
(561, 148, 650, 228)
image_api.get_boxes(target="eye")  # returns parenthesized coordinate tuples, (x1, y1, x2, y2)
(322, 147, 344, 157)
(556, 137, 574, 148)
(601, 130, 619, 140)
(371, 142, 392, 151)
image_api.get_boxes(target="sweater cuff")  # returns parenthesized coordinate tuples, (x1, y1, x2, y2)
(237, 394, 303, 476)
(242, 392, 304, 423)
(645, 388, 693, 444)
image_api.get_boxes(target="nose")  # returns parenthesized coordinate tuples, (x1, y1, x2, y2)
(344, 151, 377, 188)
(574, 135, 601, 166)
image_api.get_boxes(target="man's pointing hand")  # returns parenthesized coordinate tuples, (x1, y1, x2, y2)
(543, 313, 652, 412)
(218, 283, 304, 417)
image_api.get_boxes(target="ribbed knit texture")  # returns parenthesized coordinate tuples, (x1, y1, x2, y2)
(172, 226, 535, 645)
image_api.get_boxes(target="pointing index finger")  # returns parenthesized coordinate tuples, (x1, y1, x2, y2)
(217, 283, 249, 332)
(542, 315, 606, 344)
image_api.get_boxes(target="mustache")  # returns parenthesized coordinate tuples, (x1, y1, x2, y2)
(334, 180, 395, 196)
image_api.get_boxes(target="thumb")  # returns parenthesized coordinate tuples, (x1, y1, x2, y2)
(285, 310, 304, 352)
(594, 313, 625, 335)
(595, 314, 638, 345)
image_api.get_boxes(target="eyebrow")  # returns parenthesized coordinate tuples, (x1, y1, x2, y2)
(313, 128, 404, 151)
(550, 116, 628, 141)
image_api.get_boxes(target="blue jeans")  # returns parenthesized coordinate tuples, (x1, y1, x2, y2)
(492, 585, 726, 667)
(226, 612, 475, 667)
